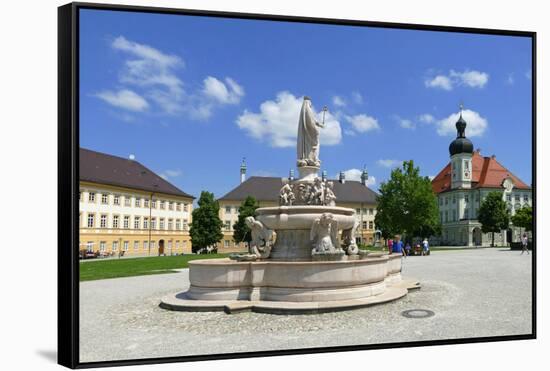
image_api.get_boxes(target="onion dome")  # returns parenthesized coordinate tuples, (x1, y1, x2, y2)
(449, 113, 473, 156)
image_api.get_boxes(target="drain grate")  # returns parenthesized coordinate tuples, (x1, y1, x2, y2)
(401, 309, 435, 319)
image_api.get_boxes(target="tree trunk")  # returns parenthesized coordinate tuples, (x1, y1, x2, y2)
(491, 232, 495, 247)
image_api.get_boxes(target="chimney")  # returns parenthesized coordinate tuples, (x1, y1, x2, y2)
(361, 167, 369, 186)
(240, 157, 247, 184)
(289, 169, 295, 181)
(321, 170, 327, 182)
(339, 171, 346, 184)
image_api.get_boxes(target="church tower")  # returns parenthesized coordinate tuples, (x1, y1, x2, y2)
(449, 107, 473, 189)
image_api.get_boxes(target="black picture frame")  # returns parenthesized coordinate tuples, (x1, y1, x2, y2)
(58, 2, 537, 368)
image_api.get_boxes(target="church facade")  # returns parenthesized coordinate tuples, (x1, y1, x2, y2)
(431, 113, 532, 246)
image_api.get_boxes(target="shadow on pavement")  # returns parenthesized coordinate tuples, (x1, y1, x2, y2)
(36, 349, 57, 363)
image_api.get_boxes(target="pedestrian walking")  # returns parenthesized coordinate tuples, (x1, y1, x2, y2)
(388, 238, 393, 255)
(422, 238, 430, 256)
(521, 234, 529, 255)
(404, 242, 411, 257)
(393, 237, 403, 255)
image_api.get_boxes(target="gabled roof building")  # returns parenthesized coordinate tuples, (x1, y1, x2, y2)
(216, 166, 380, 252)
(79, 148, 195, 257)
(431, 113, 532, 246)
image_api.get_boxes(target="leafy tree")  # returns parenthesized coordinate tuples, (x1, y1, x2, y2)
(374, 160, 441, 243)
(189, 191, 223, 253)
(511, 205, 533, 234)
(232, 196, 260, 247)
(478, 191, 510, 247)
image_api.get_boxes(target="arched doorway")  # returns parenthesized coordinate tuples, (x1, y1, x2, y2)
(472, 228, 482, 246)
(159, 239, 165, 256)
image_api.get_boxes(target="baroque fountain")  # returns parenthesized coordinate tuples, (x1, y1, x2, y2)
(160, 97, 419, 314)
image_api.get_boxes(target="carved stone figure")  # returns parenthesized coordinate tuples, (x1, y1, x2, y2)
(245, 216, 273, 259)
(310, 213, 340, 254)
(279, 183, 295, 206)
(324, 181, 336, 206)
(296, 183, 312, 205)
(341, 219, 359, 255)
(310, 177, 325, 205)
(297, 97, 324, 168)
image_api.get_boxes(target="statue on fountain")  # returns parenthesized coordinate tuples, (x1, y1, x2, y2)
(246, 216, 274, 259)
(297, 96, 325, 168)
(324, 181, 337, 206)
(310, 213, 343, 256)
(279, 182, 295, 206)
(341, 219, 359, 255)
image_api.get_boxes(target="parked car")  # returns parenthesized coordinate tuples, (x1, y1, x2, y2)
(80, 249, 100, 259)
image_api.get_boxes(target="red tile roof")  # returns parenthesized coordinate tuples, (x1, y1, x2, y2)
(431, 151, 530, 194)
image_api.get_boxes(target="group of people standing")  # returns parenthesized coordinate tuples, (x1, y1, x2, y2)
(387, 236, 429, 257)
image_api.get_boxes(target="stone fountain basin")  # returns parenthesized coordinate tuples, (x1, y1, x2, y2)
(255, 205, 356, 230)
(183, 254, 404, 302)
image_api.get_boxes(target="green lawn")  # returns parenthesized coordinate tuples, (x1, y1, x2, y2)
(79, 254, 229, 281)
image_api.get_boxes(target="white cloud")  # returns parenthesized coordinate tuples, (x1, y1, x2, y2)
(505, 73, 515, 85)
(418, 113, 435, 124)
(99, 35, 245, 120)
(113, 36, 182, 68)
(377, 159, 401, 168)
(425, 75, 453, 91)
(435, 109, 488, 137)
(203, 76, 244, 104)
(393, 115, 415, 129)
(159, 169, 182, 180)
(428, 175, 435, 181)
(95, 89, 149, 112)
(332, 96, 346, 107)
(345, 114, 380, 133)
(425, 69, 489, 90)
(450, 69, 489, 88)
(236, 92, 342, 148)
(351, 91, 363, 104)
(337, 169, 376, 186)
(525, 69, 532, 80)
(113, 36, 184, 96)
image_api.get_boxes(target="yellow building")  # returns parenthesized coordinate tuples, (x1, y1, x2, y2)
(217, 164, 379, 253)
(79, 148, 195, 257)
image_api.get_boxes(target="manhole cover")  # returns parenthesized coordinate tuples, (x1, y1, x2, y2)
(401, 309, 435, 318)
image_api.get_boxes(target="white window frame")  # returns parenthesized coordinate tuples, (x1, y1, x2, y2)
(87, 213, 95, 228)
(100, 214, 107, 228)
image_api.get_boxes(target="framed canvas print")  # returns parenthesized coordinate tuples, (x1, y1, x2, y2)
(58, 2, 536, 368)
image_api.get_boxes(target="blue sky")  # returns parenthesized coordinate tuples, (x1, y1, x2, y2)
(79, 9, 533, 199)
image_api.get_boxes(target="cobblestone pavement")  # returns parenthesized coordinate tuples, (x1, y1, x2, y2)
(79, 248, 533, 363)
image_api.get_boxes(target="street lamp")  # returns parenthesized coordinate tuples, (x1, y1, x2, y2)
(148, 184, 158, 257)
